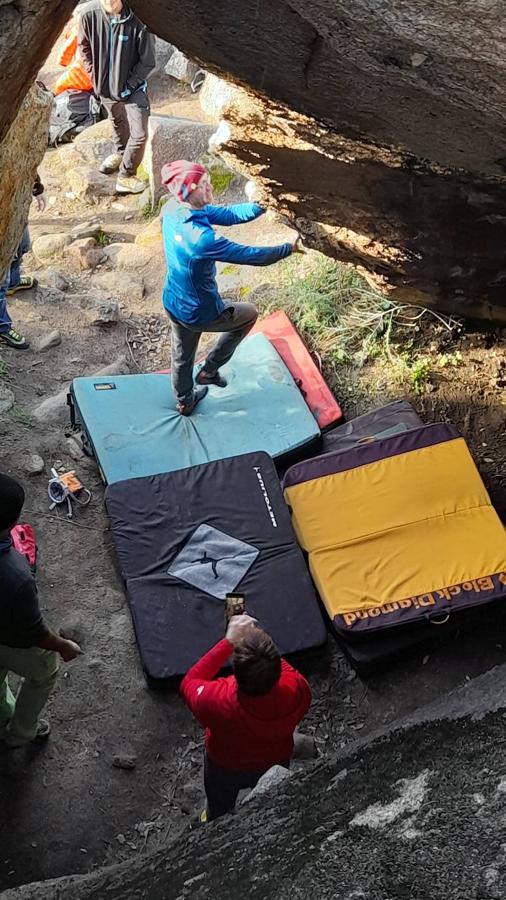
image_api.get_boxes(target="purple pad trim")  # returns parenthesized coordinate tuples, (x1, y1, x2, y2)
(333, 572, 506, 638)
(283, 423, 460, 489)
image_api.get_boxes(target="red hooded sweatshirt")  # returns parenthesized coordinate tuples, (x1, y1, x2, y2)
(180, 638, 312, 771)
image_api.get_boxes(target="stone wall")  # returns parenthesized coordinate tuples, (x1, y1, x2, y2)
(0, 84, 52, 279)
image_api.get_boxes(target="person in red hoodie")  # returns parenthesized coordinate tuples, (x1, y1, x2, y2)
(180, 613, 312, 822)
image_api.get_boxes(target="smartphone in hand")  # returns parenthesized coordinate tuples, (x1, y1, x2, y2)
(225, 593, 246, 622)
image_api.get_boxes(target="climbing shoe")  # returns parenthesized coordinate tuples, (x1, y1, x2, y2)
(116, 174, 147, 195)
(6, 275, 37, 295)
(196, 367, 227, 388)
(4, 719, 51, 749)
(0, 328, 30, 350)
(176, 385, 208, 417)
(100, 153, 123, 175)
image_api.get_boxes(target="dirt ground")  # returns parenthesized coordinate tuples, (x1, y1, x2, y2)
(0, 56, 505, 893)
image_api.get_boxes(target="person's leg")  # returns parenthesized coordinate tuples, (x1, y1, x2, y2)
(8, 240, 23, 290)
(20, 226, 32, 257)
(203, 754, 281, 821)
(0, 645, 59, 745)
(7, 228, 34, 293)
(105, 99, 130, 157)
(0, 280, 13, 334)
(169, 315, 202, 405)
(0, 277, 29, 347)
(204, 754, 245, 821)
(121, 92, 150, 176)
(201, 302, 258, 376)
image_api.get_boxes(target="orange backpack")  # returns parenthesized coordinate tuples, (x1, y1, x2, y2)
(54, 25, 93, 96)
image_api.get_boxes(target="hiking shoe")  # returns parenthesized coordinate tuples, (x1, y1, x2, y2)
(176, 385, 208, 417)
(6, 275, 37, 295)
(100, 153, 123, 175)
(5, 719, 51, 749)
(0, 328, 30, 350)
(196, 367, 227, 388)
(190, 809, 209, 829)
(116, 174, 147, 195)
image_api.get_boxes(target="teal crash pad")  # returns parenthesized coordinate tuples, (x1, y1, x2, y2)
(70, 332, 321, 484)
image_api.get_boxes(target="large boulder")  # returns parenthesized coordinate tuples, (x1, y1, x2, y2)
(216, 82, 506, 321)
(199, 72, 238, 121)
(144, 115, 216, 203)
(164, 48, 201, 85)
(3, 0, 506, 318)
(131, 0, 506, 180)
(0, 0, 74, 143)
(54, 121, 116, 174)
(128, 0, 506, 320)
(0, 84, 52, 279)
(8, 665, 506, 899)
(71, 120, 115, 166)
(66, 166, 119, 202)
(153, 36, 175, 73)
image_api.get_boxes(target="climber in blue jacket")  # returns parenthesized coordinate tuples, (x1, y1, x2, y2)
(160, 160, 301, 416)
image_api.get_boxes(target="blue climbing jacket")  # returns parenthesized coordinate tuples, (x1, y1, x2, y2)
(161, 200, 293, 325)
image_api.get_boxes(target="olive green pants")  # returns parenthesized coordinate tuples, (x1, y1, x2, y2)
(0, 644, 59, 744)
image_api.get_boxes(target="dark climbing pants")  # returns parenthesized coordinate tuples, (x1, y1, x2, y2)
(168, 302, 258, 405)
(204, 753, 290, 821)
(102, 89, 150, 176)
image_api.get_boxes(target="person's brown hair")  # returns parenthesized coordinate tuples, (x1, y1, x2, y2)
(233, 628, 282, 696)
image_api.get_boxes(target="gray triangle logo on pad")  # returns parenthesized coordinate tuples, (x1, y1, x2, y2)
(167, 524, 259, 599)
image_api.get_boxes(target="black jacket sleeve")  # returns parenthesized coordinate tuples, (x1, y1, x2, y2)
(32, 172, 44, 197)
(11, 580, 49, 648)
(126, 28, 156, 92)
(78, 14, 94, 79)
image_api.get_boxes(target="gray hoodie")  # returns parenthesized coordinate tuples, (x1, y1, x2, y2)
(78, 2, 155, 102)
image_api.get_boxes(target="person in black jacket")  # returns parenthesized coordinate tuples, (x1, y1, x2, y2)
(78, 0, 155, 195)
(0, 473, 82, 747)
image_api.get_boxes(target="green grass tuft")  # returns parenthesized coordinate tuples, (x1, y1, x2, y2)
(257, 254, 393, 367)
(142, 199, 164, 221)
(405, 356, 432, 394)
(95, 229, 111, 247)
(253, 252, 456, 395)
